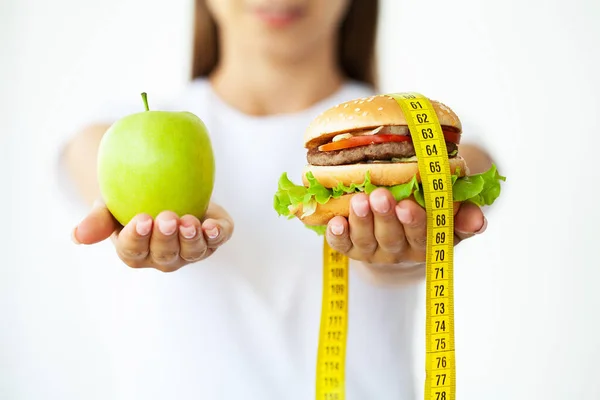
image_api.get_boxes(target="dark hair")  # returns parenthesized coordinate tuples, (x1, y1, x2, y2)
(190, 0, 379, 88)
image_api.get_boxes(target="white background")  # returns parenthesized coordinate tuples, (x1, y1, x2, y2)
(2, 0, 599, 399)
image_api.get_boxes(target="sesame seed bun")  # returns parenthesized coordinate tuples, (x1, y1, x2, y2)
(304, 94, 462, 149)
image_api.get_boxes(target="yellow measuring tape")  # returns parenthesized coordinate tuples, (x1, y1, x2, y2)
(316, 92, 456, 400)
(393, 92, 456, 400)
(316, 238, 349, 400)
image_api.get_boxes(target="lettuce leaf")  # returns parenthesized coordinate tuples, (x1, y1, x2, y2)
(455, 164, 506, 206)
(274, 164, 506, 234)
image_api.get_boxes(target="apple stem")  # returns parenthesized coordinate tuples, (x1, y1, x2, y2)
(141, 92, 149, 111)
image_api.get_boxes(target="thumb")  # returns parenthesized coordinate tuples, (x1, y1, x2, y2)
(72, 200, 121, 245)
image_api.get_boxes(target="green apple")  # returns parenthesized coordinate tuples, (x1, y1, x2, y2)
(97, 92, 215, 226)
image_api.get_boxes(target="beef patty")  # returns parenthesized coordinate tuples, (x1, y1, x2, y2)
(307, 141, 457, 166)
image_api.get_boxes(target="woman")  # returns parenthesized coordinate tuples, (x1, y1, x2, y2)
(64, 0, 491, 398)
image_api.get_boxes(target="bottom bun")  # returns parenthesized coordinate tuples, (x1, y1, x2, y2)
(295, 157, 469, 226)
(293, 194, 356, 226)
(302, 156, 469, 188)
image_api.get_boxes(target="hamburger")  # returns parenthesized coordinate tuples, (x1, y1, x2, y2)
(274, 94, 505, 233)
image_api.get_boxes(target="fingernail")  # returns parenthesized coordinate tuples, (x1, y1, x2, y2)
(157, 218, 177, 236)
(351, 198, 369, 218)
(71, 227, 81, 245)
(179, 224, 197, 239)
(396, 204, 412, 224)
(92, 199, 104, 209)
(475, 216, 488, 234)
(206, 226, 220, 239)
(136, 218, 152, 236)
(456, 216, 487, 236)
(331, 223, 344, 236)
(371, 194, 390, 214)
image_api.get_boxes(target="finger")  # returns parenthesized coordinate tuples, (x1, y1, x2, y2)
(454, 202, 487, 242)
(149, 211, 181, 267)
(114, 213, 153, 268)
(369, 188, 407, 256)
(326, 216, 352, 254)
(201, 203, 234, 249)
(178, 214, 208, 262)
(348, 193, 377, 257)
(72, 201, 120, 245)
(453, 201, 461, 216)
(395, 199, 427, 252)
(201, 219, 230, 250)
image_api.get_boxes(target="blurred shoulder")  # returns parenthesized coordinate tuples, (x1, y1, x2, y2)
(159, 78, 212, 114)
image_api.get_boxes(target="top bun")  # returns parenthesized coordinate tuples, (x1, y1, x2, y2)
(304, 94, 462, 149)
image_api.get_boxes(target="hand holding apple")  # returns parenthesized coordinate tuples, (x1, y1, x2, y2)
(72, 200, 234, 272)
(71, 92, 230, 272)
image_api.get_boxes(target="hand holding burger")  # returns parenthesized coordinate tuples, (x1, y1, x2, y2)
(274, 94, 505, 280)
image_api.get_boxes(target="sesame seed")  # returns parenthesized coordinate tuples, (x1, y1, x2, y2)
(378, 107, 384, 111)
(362, 111, 369, 116)
(344, 104, 349, 108)
(355, 108, 360, 112)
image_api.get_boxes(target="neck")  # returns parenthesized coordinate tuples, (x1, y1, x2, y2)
(209, 35, 345, 116)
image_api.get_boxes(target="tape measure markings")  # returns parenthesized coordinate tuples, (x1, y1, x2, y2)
(391, 93, 456, 400)
(316, 238, 349, 400)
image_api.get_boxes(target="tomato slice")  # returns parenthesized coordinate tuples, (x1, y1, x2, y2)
(317, 129, 461, 152)
(318, 134, 411, 152)
(442, 129, 461, 145)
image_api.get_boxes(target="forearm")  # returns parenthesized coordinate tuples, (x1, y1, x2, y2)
(62, 123, 111, 206)
(458, 143, 493, 174)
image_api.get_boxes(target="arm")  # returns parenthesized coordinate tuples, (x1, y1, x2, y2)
(458, 143, 493, 175)
(62, 123, 111, 207)
(326, 143, 494, 286)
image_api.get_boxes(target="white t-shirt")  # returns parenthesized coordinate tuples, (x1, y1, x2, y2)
(60, 79, 424, 400)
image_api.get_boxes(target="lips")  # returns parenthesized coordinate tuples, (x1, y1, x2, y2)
(254, 5, 305, 27)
